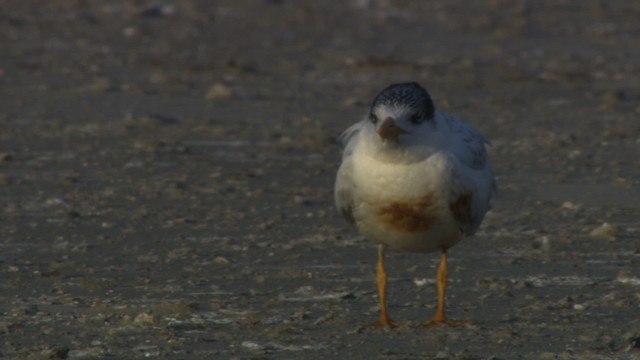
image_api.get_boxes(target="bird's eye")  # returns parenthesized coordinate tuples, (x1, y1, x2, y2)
(369, 113, 379, 124)
(410, 113, 423, 124)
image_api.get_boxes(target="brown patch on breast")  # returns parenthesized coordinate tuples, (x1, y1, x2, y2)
(450, 192, 473, 235)
(378, 193, 437, 233)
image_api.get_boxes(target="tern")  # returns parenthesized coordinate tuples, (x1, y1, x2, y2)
(335, 82, 496, 328)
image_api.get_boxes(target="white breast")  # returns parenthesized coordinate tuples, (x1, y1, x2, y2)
(351, 146, 451, 204)
(348, 140, 462, 253)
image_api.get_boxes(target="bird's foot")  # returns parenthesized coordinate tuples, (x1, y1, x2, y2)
(360, 317, 400, 331)
(416, 316, 470, 329)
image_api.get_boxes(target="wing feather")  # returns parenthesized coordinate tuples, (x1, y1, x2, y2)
(441, 113, 496, 236)
(334, 121, 365, 225)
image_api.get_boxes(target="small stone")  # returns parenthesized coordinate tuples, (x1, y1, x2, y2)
(567, 149, 581, 159)
(213, 256, 230, 265)
(313, 312, 335, 325)
(589, 222, 620, 239)
(241, 340, 263, 351)
(278, 135, 292, 145)
(413, 277, 428, 286)
(134, 344, 160, 356)
(560, 201, 581, 210)
(616, 274, 640, 286)
(123, 27, 136, 37)
(205, 83, 233, 100)
(531, 236, 552, 252)
(44, 197, 69, 208)
(579, 334, 595, 342)
(133, 312, 155, 326)
(68, 347, 105, 358)
(140, 4, 176, 18)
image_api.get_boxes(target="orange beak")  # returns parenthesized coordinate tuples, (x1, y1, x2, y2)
(376, 117, 408, 142)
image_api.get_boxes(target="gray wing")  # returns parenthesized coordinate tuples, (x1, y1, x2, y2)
(448, 166, 495, 236)
(442, 113, 496, 236)
(442, 112, 490, 170)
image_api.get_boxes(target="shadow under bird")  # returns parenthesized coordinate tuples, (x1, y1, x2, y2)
(335, 82, 496, 328)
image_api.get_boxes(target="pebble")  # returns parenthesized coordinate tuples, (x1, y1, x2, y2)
(560, 201, 582, 210)
(140, 4, 176, 18)
(589, 222, 620, 239)
(205, 83, 234, 100)
(213, 256, 230, 265)
(531, 236, 552, 252)
(413, 277, 429, 286)
(68, 347, 105, 358)
(241, 340, 264, 351)
(133, 312, 156, 326)
(573, 303, 586, 311)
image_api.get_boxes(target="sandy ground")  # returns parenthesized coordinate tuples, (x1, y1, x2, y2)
(1, 1, 640, 359)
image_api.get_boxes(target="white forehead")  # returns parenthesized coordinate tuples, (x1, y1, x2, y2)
(372, 104, 413, 119)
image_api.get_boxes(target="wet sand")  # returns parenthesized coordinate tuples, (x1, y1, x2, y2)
(1, 1, 639, 359)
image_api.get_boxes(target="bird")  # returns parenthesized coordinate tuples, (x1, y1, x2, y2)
(334, 82, 495, 329)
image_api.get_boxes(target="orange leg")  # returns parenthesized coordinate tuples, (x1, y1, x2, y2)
(364, 245, 399, 329)
(419, 249, 469, 328)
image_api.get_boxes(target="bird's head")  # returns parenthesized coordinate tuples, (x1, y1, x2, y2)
(368, 82, 435, 145)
